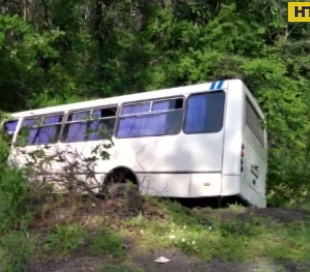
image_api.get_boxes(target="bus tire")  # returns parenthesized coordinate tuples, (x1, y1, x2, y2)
(103, 167, 139, 198)
(107, 182, 137, 198)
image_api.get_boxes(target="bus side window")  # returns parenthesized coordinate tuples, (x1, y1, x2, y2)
(62, 106, 117, 143)
(39, 115, 64, 144)
(3, 120, 18, 143)
(89, 107, 117, 140)
(19, 115, 63, 145)
(62, 111, 90, 142)
(116, 98, 183, 138)
(184, 92, 225, 134)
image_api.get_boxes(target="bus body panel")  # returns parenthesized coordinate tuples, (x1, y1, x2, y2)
(240, 179, 267, 208)
(107, 133, 224, 173)
(243, 128, 267, 196)
(221, 175, 241, 196)
(240, 85, 267, 207)
(189, 173, 222, 197)
(221, 79, 244, 176)
(142, 173, 191, 197)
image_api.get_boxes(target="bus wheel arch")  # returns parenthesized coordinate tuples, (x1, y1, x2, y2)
(102, 166, 139, 198)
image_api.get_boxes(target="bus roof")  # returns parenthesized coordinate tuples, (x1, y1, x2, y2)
(9, 79, 258, 119)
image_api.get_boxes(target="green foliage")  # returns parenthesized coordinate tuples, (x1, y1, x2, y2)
(0, 14, 65, 111)
(44, 223, 86, 256)
(88, 228, 124, 258)
(0, 136, 32, 232)
(0, 232, 36, 272)
(264, 223, 310, 262)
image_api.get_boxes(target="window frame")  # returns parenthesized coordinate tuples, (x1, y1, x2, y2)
(65, 110, 91, 124)
(115, 96, 185, 139)
(60, 105, 118, 143)
(183, 90, 226, 135)
(17, 113, 65, 146)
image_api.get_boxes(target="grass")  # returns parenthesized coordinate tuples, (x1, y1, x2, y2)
(88, 227, 125, 258)
(128, 202, 310, 272)
(43, 223, 87, 257)
(119, 199, 310, 265)
(0, 232, 36, 272)
(0, 187, 310, 271)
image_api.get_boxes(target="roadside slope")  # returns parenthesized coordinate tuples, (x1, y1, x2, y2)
(1, 193, 310, 272)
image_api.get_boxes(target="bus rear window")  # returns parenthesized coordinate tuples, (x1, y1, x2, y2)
(184, 91, 225, 134)
(246, 98, 264, 146)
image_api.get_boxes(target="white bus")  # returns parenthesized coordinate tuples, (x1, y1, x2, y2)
(2, 79, 268, 208)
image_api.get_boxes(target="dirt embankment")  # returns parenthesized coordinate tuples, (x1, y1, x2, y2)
(23, 198, 310, 272)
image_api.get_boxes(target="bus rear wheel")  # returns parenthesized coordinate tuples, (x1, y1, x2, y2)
(102, 168, 142, 208)
(105, 181, 143, 215)
(107, 182, 138, 199)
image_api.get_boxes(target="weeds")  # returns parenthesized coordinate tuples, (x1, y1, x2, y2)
(0, 232, 36, 272)
(43, 223, 86, 257)
(0, 166, 32, 232)
(88, 228, 124, 258)
(0, 136, 33, 233)
(100, 263, 144, 272)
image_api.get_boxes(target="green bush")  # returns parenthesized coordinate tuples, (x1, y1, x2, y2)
(0, 136, 32, 232)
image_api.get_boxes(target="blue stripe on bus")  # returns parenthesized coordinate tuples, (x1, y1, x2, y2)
(210, 81, 217, 90)
(217, 80, 224, 89)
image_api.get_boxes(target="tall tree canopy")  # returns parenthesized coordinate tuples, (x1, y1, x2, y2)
(0, 0, 309, 206)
